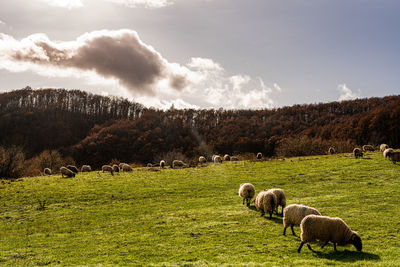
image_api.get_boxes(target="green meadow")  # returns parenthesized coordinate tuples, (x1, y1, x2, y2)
(1, 152, 399, 266)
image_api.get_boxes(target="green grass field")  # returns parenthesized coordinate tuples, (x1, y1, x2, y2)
(1, 152, 399, 266)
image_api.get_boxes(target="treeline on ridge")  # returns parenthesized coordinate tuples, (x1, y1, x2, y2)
(0, 87, 399, 177)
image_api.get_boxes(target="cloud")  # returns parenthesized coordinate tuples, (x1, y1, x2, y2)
(0, 30, 280, 109)
(38, 0, 84, 9)
(0, 30, 191, 96)
(0, 20, 5, 26)
(337, 84, 361, 101)
(104, 0, 173, 9)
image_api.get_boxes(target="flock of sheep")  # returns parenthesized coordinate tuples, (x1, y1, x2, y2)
(327, 143, 400, 163)
(238, 183, 363, 253)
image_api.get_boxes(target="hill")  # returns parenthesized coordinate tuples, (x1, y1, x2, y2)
(0, 87, 400, 171)
(0, 152, 398, 265)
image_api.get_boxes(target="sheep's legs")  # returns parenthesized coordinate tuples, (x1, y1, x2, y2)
(298, 242, 304, 253)
(283, 226, 287, 236)
(307, 244, 313, 251)
(321, 241, 329, 248)
(269, 211, 273, 219)
(261, 211, 265, 217)
(246, 199, 250, 207)
(242, 199, 245, 205)
(291, 225, 296, 236)
(334, 243, 337, 251)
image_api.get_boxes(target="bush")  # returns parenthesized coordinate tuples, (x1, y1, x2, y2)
(25, 150, 76, 176)
(153, 151, 188, 166)
(0, 146, 25, 178)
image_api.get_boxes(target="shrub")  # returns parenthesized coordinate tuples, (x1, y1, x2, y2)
(0, 146, 25, 178)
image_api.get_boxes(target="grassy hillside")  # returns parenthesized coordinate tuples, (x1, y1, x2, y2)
(0, 152, 399, 266)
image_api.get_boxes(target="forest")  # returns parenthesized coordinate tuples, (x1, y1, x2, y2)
(0, 86, 399, 177)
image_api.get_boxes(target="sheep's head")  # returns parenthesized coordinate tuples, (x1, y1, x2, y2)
(351, 232, 362, 252)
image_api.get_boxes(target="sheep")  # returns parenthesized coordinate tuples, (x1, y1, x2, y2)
(121, 163, 133, 172)
(147, 163, 153, 167)
(213, 155, 222, 163)
(387, 151, 400, 163)
(383, 148, 394, 158)
(112, 164, 120, 173)
(212, 155, 218, 162)
(224, 154, 231, 161)
(264, 188, 286, 215)
(199, 156, 206, 164)
(298, 215, 362, 253)
(254, 191, 277, 219)
(353, 148, 363, 158)
(67, 165, 79, 173)
(380, 144, 389, 152)
(160, 160, 166, 168)
(81, 165, 92, 172)
(231, 156, 240, 161)
(283, 204, 321, 236)
(119, 163, 127, 169)
(60, 166, 75, 178)
(172, 160, 185, 169)
(238, 183, 256, 207)
(102, 165, 114, 175)
(362, 145, 374, 152)
(328, 147, 335, 155)
(44, 168, 51, 175)
(256, 152, 262, 159)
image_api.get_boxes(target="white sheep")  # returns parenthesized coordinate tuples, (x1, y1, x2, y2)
(213, 155, 222, 163)
(172, 160, 185, 169)
(147, 163, 153, 167)
(160, 160, 166, 168)
(44, 168, 51, 175)
(282, 204, 321, 236)
(362, 145, 374, 152)
(121, 163, 133, 172)
(328, 147, 335, 155)
(254, 191, 277, 219)
(199, 156, 206, 164)
(81, 165, 92, 172)
(238, 183, 256, 207)
(231, 156, 240, 161)
(380, 144, 389, 152)
(383, 148, 394, 158)
(102, 165, 114, 175)
(119, 163, 127, 169)
(298, 215, 362, 253)
(265, 188, 286, 215)
(256, 152, 262, 159)
(60, 166, 75, 178)
(224, 154, 231, 161)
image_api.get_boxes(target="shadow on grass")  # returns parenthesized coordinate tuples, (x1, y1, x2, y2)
(247, 205, 283, 224)
(313, 249, 380, 262)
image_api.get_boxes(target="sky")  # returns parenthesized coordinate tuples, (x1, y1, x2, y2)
(0, 0, 399, 109)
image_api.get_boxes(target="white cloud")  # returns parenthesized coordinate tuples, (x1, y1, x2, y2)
(39, 0, 84, 9)
(338, 83, 361, 101)
(0, 20, 5, 26)
(0, 31, 280, 110)
(104, 0, 173, 9)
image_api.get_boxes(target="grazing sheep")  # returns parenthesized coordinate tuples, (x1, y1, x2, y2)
(44, 168, 51, 175)
(102, 165, 114, 175)
(67, 165, 79, 173)
(212, 155, 219, 162)
(328, 147, 335, 155)
(160, 160, 166, 168)
(353, 148, 363, 158)
(81, 165, 92, 172)
(119, 163, 127, 169)
(362, 145, 375, 152)
(199, 156, 206, 164)
(231, 156, 240, 161)
(213, 155, 222, 163)
(238, 183, 256, 207)
(60, 166, 75, 178)
(283, 204, 321, 236)
(254, 191, 277, 219)
(172, 160, 185, 169)
(224, 154, 231, 161)
(256, 152, 262, 159)
(112, 164, 120, 173)
(380, 144, 389, 152)
(121, 164, 133, 172)
(147, 163, 153, 167)
(264, 188, 286, 215)
(383, 148, 394, 158)
(387, 151, 400, 163)
(298, 215, 362, 253)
